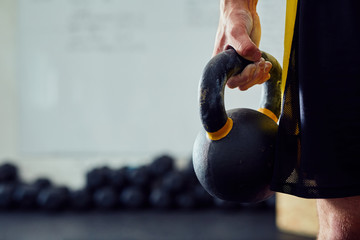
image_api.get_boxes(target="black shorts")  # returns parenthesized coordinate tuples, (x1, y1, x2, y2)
(270, 0, 360, 198)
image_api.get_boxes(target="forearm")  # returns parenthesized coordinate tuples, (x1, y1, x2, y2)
(214, 0, 270, 91)
(215, 0, 261, 58)
(220, 0, 258, 15)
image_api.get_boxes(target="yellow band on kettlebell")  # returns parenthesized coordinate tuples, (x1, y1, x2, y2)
(258, 108, 278, 123)
(207, 117, 233, 141)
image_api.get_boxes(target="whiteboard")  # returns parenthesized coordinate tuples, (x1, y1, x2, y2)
(16, 0, 285, 157)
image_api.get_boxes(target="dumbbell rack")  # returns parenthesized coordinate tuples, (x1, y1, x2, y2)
(0, 155, 275, 212)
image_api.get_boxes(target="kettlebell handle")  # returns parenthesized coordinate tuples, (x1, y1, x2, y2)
(199, 47, 282, 135)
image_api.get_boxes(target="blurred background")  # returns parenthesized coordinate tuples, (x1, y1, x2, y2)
(1, 0, 285, 187)
(0, 0, 318, 240)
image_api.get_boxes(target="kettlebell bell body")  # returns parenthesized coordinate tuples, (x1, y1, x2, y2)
(193, 48, 282, 203)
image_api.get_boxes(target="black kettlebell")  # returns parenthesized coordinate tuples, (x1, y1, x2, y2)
(192, 47, 282, 203)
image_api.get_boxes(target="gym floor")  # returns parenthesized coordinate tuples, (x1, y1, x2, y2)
(0, 208, 315, 240)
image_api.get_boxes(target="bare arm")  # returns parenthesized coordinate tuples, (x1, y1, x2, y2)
(213, 0, 272, 91)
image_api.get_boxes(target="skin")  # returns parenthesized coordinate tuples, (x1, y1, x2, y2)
(212, 0, 272, 91)
(213, 1, 360, 239)
(317, 197, 360, 240)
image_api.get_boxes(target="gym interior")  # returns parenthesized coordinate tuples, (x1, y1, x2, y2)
(0, 0, 316, 239)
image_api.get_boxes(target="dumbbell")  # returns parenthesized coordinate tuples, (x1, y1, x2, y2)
(12, 177, 53, 210)
(149, 187, 173, 210)
(125, 166, 151, 189)
(160, 170, 186, 194)
(149, 170, 189, 209)
(93, 186, 117, 210)
(37, 186, 69, 211)
(13, 184, 39, 210)
(173, 183, 214, 209)
(33, 177, 52, 190)
(174, 191, 197, 210)
(119, 186, 146, 209)
(108, 167, 127, 190)
(0, 183, 17, 209)
(148, 155, 174, 178)
(85, 166, 112, 192)
(0, 162, 18, 183)
(69, 189, 93, 211)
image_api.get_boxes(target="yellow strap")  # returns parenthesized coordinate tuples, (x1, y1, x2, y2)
(258, 108, 278, 123)
(282, 0, 298, 96)
(207, 117, 233, 141)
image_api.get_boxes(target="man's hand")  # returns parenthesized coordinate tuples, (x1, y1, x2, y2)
(212, 0, 272, 91)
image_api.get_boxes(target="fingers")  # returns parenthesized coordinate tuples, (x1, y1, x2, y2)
(215, 21, 261, 61)
(212, 9, 261, 62)
(226, 58, 272, 91)
(211, 6, 266, 91)
(229, 29, 261, 61)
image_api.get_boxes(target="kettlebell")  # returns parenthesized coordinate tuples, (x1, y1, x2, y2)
(192, 47, 282, 203)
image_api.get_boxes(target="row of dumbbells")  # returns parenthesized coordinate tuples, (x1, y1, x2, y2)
(0, 155, 274, 212)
